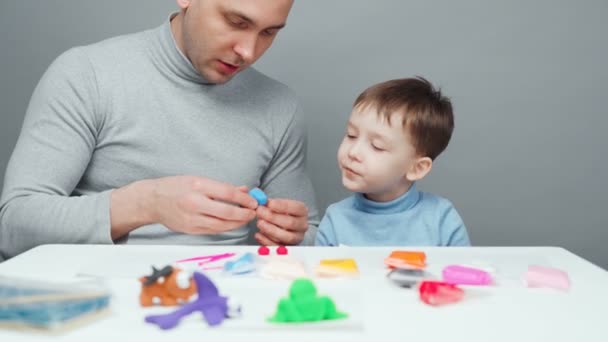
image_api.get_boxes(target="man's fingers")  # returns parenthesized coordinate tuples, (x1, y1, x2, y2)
(187, 215, 251, 234)
(194, 179, 257, 209)
(266, 198, 308, 217)
(199, 196, 256, 221)
(256, 206, 307, 233)
(257, 219, 302, 245)
(255, 232, 279, 246)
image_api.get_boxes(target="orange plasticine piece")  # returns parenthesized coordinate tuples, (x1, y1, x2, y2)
(384, 250, 427, 269)
(139, 266, 197, 307)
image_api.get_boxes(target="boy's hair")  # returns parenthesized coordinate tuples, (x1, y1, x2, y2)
(353, 77, 454, 160)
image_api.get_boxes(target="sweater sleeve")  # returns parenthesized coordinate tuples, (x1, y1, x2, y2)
(257, 103, 320, 246)
(0, 48, 112, 260)
(439, 203, 471, 246)
(315, 206, 337, 246)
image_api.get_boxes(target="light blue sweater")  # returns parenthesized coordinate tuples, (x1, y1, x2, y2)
(315, 183, 470, 246)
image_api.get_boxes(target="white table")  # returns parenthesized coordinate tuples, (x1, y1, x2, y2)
(1, 245, 607, 341)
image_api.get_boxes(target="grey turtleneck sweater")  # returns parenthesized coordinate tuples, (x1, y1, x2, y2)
(0, 17, 319, 260)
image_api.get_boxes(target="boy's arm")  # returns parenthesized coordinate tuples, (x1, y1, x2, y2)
(439, 205, 471, 246)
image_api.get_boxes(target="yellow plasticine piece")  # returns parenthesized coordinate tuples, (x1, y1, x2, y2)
(316, 259, 359, 277)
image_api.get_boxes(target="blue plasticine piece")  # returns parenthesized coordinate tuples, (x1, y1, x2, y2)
(249, 187, 268, 206)
(224, 252, 256, 275)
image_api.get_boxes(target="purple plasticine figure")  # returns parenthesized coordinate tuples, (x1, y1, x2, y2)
(145, 272, 241, 329)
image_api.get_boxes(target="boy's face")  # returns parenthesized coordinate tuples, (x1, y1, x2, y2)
(337, 107, 422, 202)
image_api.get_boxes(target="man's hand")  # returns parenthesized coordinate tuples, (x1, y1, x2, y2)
(254, 198, 309, 246)
(111, 176, 258, 240)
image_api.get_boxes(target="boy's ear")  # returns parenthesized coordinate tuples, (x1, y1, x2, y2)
(406, 157, 433, 182)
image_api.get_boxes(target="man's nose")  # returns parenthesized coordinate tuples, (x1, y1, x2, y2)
(233, 34, 257, 64)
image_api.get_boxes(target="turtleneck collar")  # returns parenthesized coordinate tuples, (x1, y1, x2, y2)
(152, 13, 214, 85)
(353, 183, 420, 214)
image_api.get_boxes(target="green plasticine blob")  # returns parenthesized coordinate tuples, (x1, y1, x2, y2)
(268, 278, 348, 323)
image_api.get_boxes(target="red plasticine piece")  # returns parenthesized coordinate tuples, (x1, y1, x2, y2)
(418, 281, 464, 306)
(258, 246, 270, 256)
(276, 246, 288, 255)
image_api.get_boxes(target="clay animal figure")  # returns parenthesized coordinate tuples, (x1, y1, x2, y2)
(139, 265, 197, 306)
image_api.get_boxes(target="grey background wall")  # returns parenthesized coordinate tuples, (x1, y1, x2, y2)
(1, 1, 606, 267)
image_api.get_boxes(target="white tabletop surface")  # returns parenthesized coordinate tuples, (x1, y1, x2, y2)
(0, 244, 607, 341)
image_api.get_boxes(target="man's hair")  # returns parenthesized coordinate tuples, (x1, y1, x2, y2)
(353, 76, 454, 160)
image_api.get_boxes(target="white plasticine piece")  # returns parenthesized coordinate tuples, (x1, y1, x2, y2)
(176, 271, 190, 289)
(259, 257, 308, 280)
(226, 297, 243, 318)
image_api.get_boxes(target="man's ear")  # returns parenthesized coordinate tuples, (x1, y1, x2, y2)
(176, 0, 192, 10)
(406, 157, 433, 182)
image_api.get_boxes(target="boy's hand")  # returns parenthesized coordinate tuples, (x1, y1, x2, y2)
(254, 198, 309, 245)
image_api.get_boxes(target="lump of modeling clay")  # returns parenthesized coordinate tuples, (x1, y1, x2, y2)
(268, 278, 347, 323)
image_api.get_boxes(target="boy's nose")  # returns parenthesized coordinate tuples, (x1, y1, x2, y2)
(347, 143, 362, 160)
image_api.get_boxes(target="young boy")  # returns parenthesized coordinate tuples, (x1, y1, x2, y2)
(315, 77, 470, 246)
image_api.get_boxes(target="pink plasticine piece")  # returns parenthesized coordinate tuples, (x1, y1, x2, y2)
(176, 252, 235, 263)
(525, 265, 570, 291)
(276, 245, 288, 255)
(442, 265, 493, 285)
(258, 246, 270, 256)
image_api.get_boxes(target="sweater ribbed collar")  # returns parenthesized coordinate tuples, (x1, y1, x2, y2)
(353, 183, 420, 214)
(152, 13, 213, 85)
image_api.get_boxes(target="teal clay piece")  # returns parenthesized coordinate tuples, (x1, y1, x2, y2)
(249, 187, 268, 206)
(268, 278, 347, 323)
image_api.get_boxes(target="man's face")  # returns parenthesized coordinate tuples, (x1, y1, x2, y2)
(337, 107, 420, 202)
(176, 0, 293, 83)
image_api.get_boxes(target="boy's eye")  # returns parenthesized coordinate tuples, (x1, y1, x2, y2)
(372, 145, 385, 151)
(346, 134, 356, 139)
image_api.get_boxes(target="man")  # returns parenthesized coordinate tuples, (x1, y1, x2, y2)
(0, 0, 319, 260)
